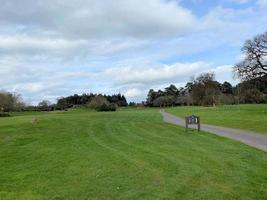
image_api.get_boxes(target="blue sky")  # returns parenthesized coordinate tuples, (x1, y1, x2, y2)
(0, 0, 266, 104)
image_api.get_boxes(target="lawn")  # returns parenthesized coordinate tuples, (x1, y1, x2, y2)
(0, 108, 267, 199)
(166, 104, 267, 134)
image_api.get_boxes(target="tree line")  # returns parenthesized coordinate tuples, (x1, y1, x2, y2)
(28, 93, 128, 112)
(146, 73, 267, 107)
(56, 93, 127, 110)
(0, 92, 127, 113)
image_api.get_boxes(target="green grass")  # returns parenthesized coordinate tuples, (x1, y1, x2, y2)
(0, 108, 267, 199)
(166, 104, 267, 134)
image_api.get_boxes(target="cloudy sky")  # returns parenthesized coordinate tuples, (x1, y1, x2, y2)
(0, 0, 266, 104)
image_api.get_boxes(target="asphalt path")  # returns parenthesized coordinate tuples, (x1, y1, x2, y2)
(160, 110, 267, 152)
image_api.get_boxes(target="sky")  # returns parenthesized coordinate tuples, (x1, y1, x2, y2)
(0, 0, 266, 105)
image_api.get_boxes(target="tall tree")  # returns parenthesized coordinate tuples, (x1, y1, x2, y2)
(221, 81, 233, 94)
(38, 100, 52, 111)
(146, 89, 157, 106)
(0, 91, 25, 112)
(234, 32, 267, 80)
(165, 84, 179, 96)
(191, 73, 221, 106)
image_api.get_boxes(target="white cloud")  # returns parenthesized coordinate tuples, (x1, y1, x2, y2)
(0, 35, 150, 59)
(0, 0, 196, 39)
(124, 88, 144, 98)
(200, 7, 254, 44)
(0, 35, 80, 50)
(257, 0, 267, 6)
(225, 0, 251, 4)
(104, 62, 209, 85)
(209, 65, 238, 84)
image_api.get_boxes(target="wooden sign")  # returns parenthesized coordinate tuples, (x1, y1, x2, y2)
(185, 115, 200, 131)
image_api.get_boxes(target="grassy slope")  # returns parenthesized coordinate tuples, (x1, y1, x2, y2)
(166, 104, 267, 134)
(0, 108, 267, 199)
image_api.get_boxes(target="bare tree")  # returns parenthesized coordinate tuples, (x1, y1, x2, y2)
(38, 100, 52, 111)
(191, 72, 221, 106)
(234, 32, 267, 80)
(0, 91, 25, 112)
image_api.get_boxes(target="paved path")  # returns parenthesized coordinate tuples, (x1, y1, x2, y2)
(160, 110, 267, 152)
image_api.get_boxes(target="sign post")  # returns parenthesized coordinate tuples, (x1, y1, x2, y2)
(185, 115, 200, 131)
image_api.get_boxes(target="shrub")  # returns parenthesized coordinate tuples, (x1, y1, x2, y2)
(128, 102, 137, 107)
(88, 95, 117, 112)
(241, 89, 265, 103)
(219, 94, 235, 105)
(96, 103, 117, 112)
(152, 96, 176, 107)
(0, 112, 11, 117)
(31, 117, 39, 125)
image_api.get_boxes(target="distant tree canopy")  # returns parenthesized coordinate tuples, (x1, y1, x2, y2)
(146, 72, 267, 107)
(0, 92, 127, 112)
(56, 93, 127, 110)
(234, 32, 267, 80)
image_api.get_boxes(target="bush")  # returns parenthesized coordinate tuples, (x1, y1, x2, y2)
(219, 94, 235, 105)
(88, 95, 117, 112)
(96, 103, 117, 112)
(0, 112, 11, 117)
(128, 102, 137, 107)
(241, 89, 265, 103)
(152, 96, 176, 107)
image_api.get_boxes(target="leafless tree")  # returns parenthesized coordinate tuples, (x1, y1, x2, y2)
(234, 32, 267, 80)
(38, 100, 52, 111)
(0, 91, 25, 112)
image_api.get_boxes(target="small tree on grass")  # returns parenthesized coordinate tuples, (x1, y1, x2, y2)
(38, 100, 52, 111)
(88, 95, 117, 112)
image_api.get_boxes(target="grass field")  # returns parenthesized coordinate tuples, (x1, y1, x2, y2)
(166, 104, 267, 134)
(0, 108, 267, 199)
